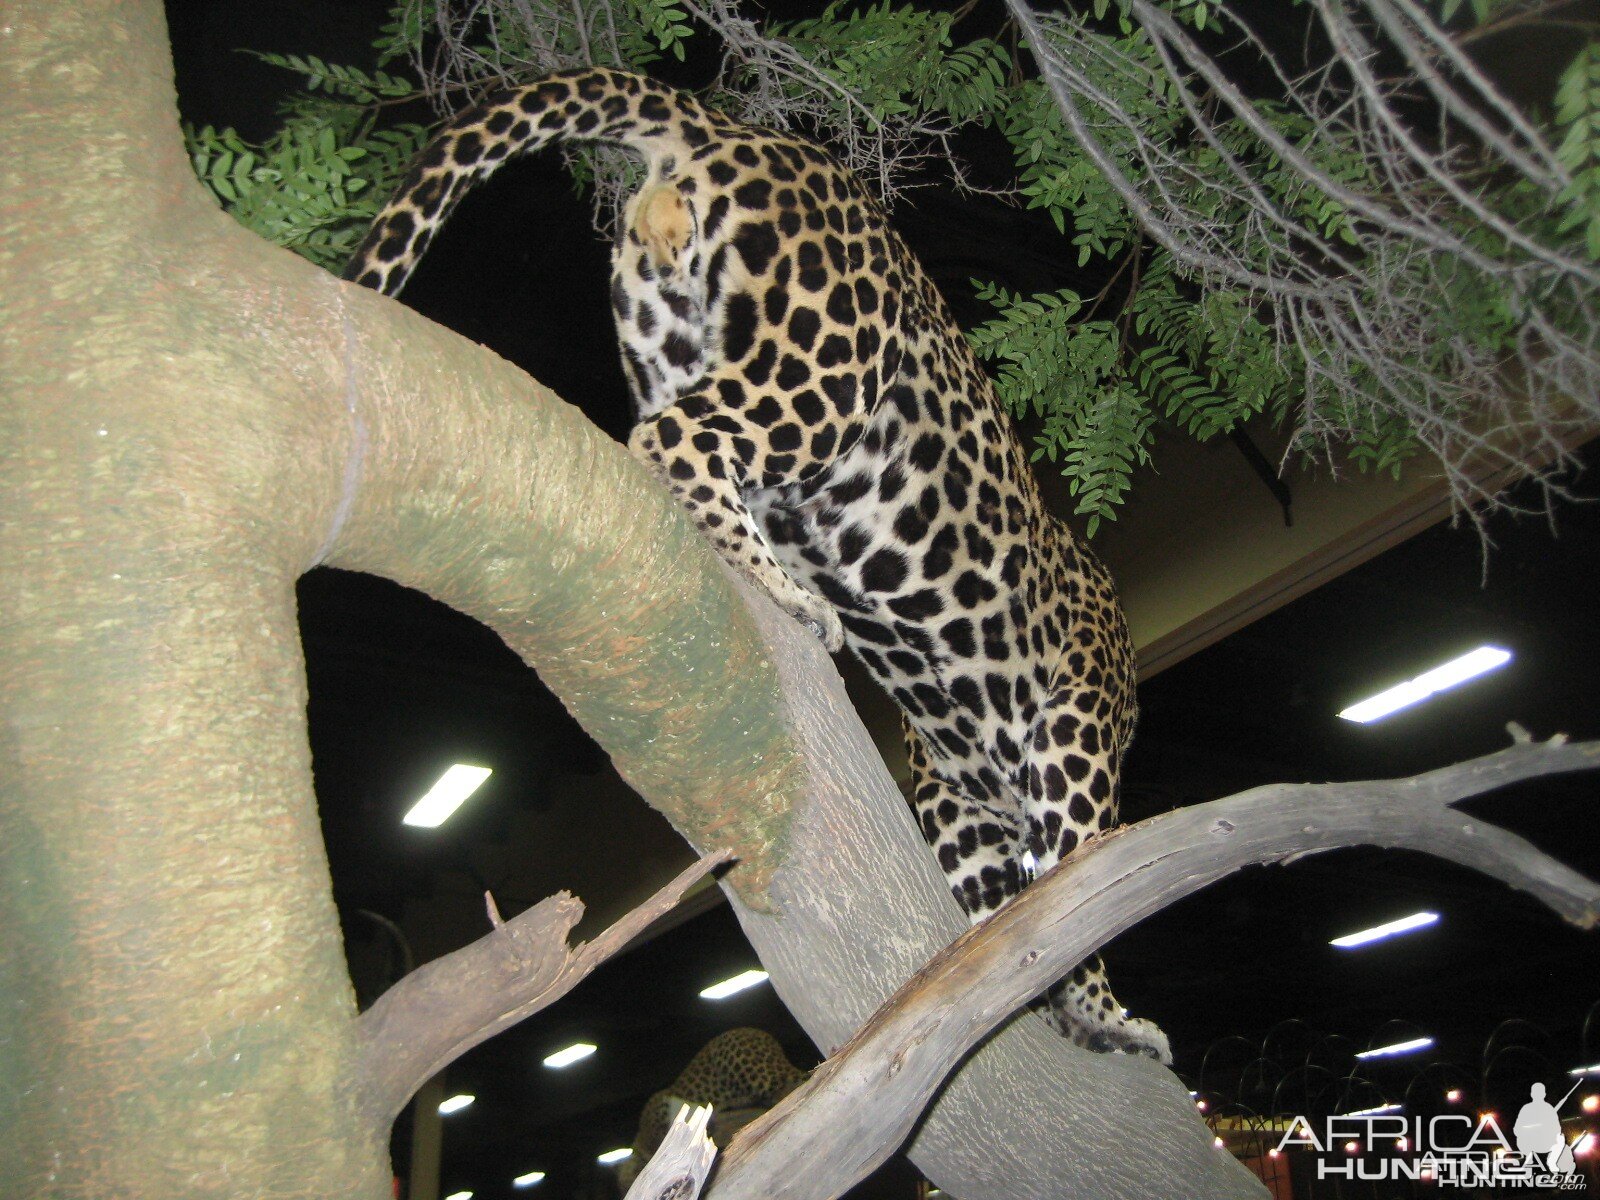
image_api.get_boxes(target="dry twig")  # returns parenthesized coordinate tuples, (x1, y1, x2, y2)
(352, 848, 733, 1123)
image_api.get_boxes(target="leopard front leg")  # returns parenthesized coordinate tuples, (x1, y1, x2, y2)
(628, 401, 844, 652)
(1022, 687, 1171, 1064)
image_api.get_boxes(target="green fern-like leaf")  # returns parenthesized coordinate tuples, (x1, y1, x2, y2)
(244, 51, 414, 103)
(1555, 43, 1600, 260)
(186, 106, 435, 270)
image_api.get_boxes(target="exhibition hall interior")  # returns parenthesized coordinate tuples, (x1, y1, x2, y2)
(157, 1, 1600, 1196)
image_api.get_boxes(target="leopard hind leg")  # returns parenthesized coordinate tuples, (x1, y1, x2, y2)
(1021, 687, 1171, 1064)
(903, 719, 1027, 919)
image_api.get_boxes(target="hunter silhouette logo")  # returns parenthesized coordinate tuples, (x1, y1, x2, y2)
(1513, 1081, 1583, 1178)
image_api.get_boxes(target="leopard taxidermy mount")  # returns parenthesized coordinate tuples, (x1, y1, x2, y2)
(345, 67, 1168, 1063)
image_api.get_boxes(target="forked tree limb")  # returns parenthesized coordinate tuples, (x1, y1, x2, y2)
(710, 733, 1600, 1200)
(352, 849, 733, 1123)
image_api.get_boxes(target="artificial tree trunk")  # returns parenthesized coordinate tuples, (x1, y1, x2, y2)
(0, 2, 797, 1193)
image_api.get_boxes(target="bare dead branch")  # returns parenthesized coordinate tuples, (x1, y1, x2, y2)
(709, 734, 1599, 1200)
(352, 848, 733, 1124)
(1004, 0, 1600, 526)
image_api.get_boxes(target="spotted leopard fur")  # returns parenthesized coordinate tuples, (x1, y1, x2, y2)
(619, 1027, 805, 1187)
(344, 67, 1169, 1063)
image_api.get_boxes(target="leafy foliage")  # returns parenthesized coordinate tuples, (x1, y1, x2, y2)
(775, 2, 1010, 126)
(1556, 43, 1600, 260)
(967, 283, 1154, 534)
(188, 108, 431, 270)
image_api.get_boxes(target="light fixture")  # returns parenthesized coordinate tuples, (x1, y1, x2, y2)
(699, 969, 770, 1000)
(1343, 1140, 1359, 1154)
(444, 1192, 473, 1200)
(512, 1170, 546, 1187)
(1337, 646, 1510, 723)
(1576, 1133, 1595, 1158)
(438, 1093, 475, 1115)
(543, 1042, 597, 1069)
(1345, 1103, 1402, 1116)
(1330, 911, 1439, 949)
(597, 1148, 633, 1165)
(1356, 1037, 1434, 1060)
(1570, 1063, 1600, 1076)
(1582, 1094, 1599, 1114)
(1213, 1136, 1225, 1149)
(1446, 1088, 1463, 1103)
(403, 764, 492, 828)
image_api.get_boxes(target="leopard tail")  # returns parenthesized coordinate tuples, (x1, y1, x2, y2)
(343, 67, 711, 295)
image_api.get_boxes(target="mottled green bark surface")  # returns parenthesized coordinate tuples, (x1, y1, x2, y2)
(0, 1, 381, 1194)
(322, 286, 802, 898)
(0, 2, 801, 1196)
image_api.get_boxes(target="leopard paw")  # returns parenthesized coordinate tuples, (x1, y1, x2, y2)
(796, 604, 844, 653)
(1060, 1011, 1172, 1065)
(768, 582, 843, 652)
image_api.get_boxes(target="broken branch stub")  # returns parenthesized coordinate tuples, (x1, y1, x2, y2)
(353, 849, 733, 1123)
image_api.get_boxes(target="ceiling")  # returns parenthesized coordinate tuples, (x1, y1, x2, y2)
(164, 3, 1600, 1197)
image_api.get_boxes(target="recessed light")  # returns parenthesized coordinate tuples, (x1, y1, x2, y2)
(1356, 1037, 1434, 1060)
(1338, 646, 1510, 723)
(403, 765, 492, 828)
(699, 969, 770, 1000)
(438, 1093, 474, 1115)
(543, 1042, 597, 1069)
(597, 1148, 633, 1165)
(512, 1170, 546, 1187)
(1330, 911, 1439, 948)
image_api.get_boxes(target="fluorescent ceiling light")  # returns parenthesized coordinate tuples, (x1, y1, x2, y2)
(1330, 911, 1439, 948)
(438, 1093, 475, 1115)
(597, 1148, 633, 1165)
(512, 1171, 546, 1187)
(1338, 646, 1510, 723)
(1570, 1063, 1600, 1076)
(543, 1042, 597, 1069)
(1356, 1037, 1434, 1060)
(403, 764, 492, 828)
(1345, 1103, 1403, 1116)
(699, 969, 770, 1000)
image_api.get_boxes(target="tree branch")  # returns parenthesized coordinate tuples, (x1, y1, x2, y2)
(352, 848, 733, 1124)
(709, 733, 1599, 1200)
